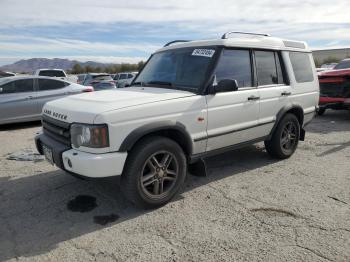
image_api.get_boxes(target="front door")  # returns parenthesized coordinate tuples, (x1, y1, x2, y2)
(206, 49, 261, 151)
(0, 78, 37, 123)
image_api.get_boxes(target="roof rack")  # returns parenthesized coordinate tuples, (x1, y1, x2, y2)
(221, 31, 271, 39)
(163, 40, 191, 47)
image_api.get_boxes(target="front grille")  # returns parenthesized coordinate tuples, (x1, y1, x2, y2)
(42, 115, 71, 146)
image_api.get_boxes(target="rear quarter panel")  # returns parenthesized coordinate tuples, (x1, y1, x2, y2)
(283, 51, 319, 118)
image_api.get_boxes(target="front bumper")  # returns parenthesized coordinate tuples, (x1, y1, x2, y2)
(35, 133, 127, 178)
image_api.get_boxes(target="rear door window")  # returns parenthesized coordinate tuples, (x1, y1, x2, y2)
(289, 52, 314, 83)
(255, 51, 284, 86)
(38, 79, 68, 91)
(0, 79, 34, 94)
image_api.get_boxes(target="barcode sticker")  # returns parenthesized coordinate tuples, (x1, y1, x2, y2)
(192, 49, 215, 58)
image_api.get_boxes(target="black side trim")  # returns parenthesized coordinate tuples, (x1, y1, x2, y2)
(119, 121, 193, 154)
(304, 111, 315, 116)
(190, 136, 268, 163)
(194, 120, 275, 142)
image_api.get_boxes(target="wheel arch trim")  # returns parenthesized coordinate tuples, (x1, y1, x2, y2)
(118, 121, 193, 155)
(269, 103, 304, 139)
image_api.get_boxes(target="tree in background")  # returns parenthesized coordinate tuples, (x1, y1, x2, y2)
(314, 56, 341, 68)
(138, 61, 145, 71)
(71, 64, 84, 74)
(69, 61, 144, 74)
(322, 56, 340, 65)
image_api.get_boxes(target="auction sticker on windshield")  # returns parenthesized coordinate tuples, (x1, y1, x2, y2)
(192, 49, 215, 58)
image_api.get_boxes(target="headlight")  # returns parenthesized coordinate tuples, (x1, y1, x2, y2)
(70, 124, 109, 148)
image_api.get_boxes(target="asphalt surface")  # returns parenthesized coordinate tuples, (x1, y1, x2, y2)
(0, 111, 349, 262)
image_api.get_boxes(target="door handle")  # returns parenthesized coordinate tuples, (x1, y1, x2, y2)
(247, 95, 260, 101)
(26, 96, 34, 100)
(281, 91, 291, 96)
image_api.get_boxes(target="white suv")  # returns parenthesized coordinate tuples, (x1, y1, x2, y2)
(34, 69, 77, 83)
(35, 32, 319, 208)
(114, 72, 138, 88)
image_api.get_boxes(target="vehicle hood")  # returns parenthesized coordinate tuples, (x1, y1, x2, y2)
(318, 69, 350, 77)
(42, 87, 195, 123)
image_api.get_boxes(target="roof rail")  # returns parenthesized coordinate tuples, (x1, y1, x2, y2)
(163, 40, 190, 47)
(221, 31, 271, 39)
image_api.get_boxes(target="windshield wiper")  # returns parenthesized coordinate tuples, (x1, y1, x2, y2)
(132, 81, 145, 86)
(147, 81, 173, 87)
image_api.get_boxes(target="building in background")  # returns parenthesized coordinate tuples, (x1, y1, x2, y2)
(312, 47, 350, 66)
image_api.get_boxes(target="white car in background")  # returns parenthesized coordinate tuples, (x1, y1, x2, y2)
(114, 72, 138, 88)
(34, 69, 78, 83)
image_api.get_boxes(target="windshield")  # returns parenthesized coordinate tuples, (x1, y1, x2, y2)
(133, 47, 216, 92)
(334, 60, 350, 70)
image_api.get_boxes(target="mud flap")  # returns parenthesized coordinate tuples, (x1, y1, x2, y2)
(188, 158, 207, 176)
(300, 128, 305, 141)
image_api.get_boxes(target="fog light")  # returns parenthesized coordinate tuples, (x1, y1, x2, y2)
(67, 159, 72, 168)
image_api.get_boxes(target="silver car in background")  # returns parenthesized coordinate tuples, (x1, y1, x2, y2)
(0, 76, 93, 125)
(114, 72, 138, 88)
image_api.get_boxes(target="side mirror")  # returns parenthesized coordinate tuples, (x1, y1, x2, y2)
(0, 87, 3, 93)
(209, 79, 239, 94)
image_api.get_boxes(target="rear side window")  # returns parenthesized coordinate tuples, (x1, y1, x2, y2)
(289, 52, 314, 83)
(92, 75, 113, 81)
(215, 49, 252, 88)
(38, 79, 68, 91)
(255, 51, 285, 86)
(119, 74, 127, 80)
(0, 79, 34, 94)
(128, 74, 134, 79)
(39, 70, 66, 77)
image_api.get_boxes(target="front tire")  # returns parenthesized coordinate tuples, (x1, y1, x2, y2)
(265, 114, 300, 159)
(121, 136, 187, 208)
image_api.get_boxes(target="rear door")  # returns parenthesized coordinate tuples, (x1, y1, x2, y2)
(0, 79, 37, 123)
(36, 78, 70, 113)
(255, 50, 291, 136)
(206, 49, 261, 151)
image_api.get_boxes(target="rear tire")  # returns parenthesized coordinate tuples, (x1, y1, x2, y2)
(121, 136, 187, 209)
(265, 114, 300, 159)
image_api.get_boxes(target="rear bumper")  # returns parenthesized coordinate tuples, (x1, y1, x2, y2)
(35, 133, 127, 178)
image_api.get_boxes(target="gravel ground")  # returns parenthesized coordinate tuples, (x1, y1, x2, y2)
(0, 111, 349, 262)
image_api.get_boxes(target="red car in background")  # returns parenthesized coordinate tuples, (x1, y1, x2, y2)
(318, 59, 350, 115)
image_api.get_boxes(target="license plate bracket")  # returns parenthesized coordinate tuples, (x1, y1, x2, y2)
(42, 144, 54, 165)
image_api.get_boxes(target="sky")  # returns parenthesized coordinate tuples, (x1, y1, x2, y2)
(0, 0, 349, 66)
